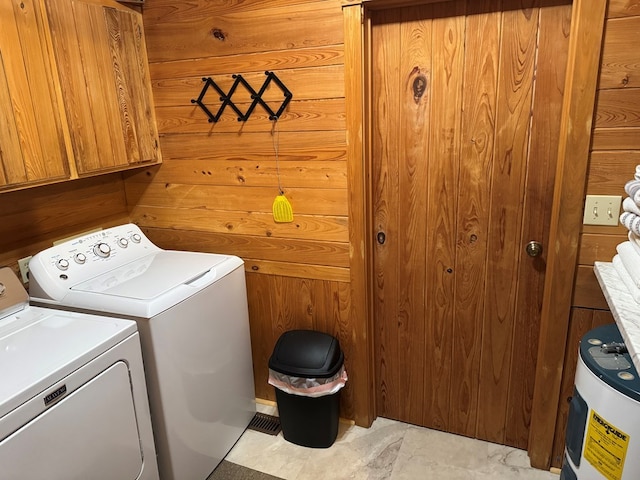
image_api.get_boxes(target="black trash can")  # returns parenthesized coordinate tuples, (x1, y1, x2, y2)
(268, 330, 346, 448)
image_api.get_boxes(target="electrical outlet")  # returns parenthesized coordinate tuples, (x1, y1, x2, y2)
(18, 256, 32, 283)
(583, 195, 622, 226)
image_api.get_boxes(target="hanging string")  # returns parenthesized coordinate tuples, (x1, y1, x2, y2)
(272, 117, 283, 195)
(269, 115, 293, 223)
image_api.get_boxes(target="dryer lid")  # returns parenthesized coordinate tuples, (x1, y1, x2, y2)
(70, 251, 229, 300)
(0, 307, 136, 418)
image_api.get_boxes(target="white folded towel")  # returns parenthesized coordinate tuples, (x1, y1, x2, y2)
(612, 254, 640, 304)
(629, 231, 640, 257)
(616, 241, 640, 288)
(623, 197, 640, 216)
(620, 212, 640, 236)
(627, 176, 640, 204)
(625, 179, 640, 198)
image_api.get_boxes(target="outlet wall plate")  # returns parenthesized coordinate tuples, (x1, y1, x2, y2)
(583, 195, 622, 226)
(18, 256, 32, 283)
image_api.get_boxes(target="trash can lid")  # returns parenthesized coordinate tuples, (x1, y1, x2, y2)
(269, 330, 344, 378)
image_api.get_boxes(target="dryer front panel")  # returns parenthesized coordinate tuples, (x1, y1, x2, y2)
(0, 361, 143, 480)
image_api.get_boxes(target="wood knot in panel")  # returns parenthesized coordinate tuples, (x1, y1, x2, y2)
(412, 75, 427, 104)
(211, 28, 226, 41)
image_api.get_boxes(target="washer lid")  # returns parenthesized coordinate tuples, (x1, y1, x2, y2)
(0, 306, 136, 418)
(70, 251, 229, 300)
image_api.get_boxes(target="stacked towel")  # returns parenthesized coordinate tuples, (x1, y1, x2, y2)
(613, 239, 640, 303)
(611, 165, 640, 303)
(623, 197, 640, 216)
(620, 177, 640, 230)
(617, 241, 640, 288)
(613, 255, 640, 304)
(629, 231, 640, 256)
(620, 212, 640, 235)
(625, 179, 640, 201)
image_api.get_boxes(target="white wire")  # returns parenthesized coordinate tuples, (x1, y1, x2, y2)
(272, 117, 283, 194)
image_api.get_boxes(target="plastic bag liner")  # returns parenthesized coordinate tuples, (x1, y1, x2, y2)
(268, 366, 348, 398)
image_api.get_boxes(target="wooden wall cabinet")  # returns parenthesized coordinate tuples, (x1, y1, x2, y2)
(0, 0, 71, 189)
(0, 0, 160, 193)
(45, 0, 160, 175)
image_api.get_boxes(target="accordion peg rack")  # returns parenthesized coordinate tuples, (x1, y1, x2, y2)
(191, 71, 293, 123)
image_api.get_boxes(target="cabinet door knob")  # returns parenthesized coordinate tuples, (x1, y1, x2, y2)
(376, 231, 386, 245)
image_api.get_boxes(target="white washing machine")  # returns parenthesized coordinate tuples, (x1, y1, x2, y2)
(0, 267, 158, 480)
(28, 223, 256, 480)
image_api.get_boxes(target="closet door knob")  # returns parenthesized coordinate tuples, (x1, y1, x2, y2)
(376, 231, 386, 245)
(526, 241, 543, 257)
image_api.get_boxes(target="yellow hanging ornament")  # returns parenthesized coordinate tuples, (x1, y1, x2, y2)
(271, 118, 293, 223)
(272, 193, 293, 223)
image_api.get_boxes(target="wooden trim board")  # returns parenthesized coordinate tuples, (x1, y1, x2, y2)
(528, 0, 607, 469)
(343, 2, 376, 427)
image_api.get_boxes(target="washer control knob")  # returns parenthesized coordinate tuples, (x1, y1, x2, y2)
(56, 258, 70, 271)
(118, 237, 129, 248)
(131, 233, 142, 243)
(74, 253, 87, 264)
(94, 242, 111, 258)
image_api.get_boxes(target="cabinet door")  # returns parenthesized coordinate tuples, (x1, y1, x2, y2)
(0, 0, 70, 189)
(45, 0, 160, 175)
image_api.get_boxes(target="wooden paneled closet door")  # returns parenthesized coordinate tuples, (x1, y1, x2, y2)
(371, 0, 571, 448)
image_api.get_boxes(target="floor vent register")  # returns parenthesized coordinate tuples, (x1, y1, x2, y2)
(247, 412, 282, 436)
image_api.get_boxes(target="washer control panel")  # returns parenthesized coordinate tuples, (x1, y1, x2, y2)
(29, 224, 161, 290)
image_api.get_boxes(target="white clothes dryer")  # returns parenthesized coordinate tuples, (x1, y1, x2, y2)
(0, 267, 158, 480)
(28, 224, 256, 480)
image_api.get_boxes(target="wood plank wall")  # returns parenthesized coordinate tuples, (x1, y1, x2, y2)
(132, 0, 357, 418)
(574, 0, 640, 310)
(569, 0, 640, 360)
(0, 174, 130, 280)
(549, 0, 639, 467)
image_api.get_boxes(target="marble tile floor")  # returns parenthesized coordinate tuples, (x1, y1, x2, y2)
(226, 404, 559, 480)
